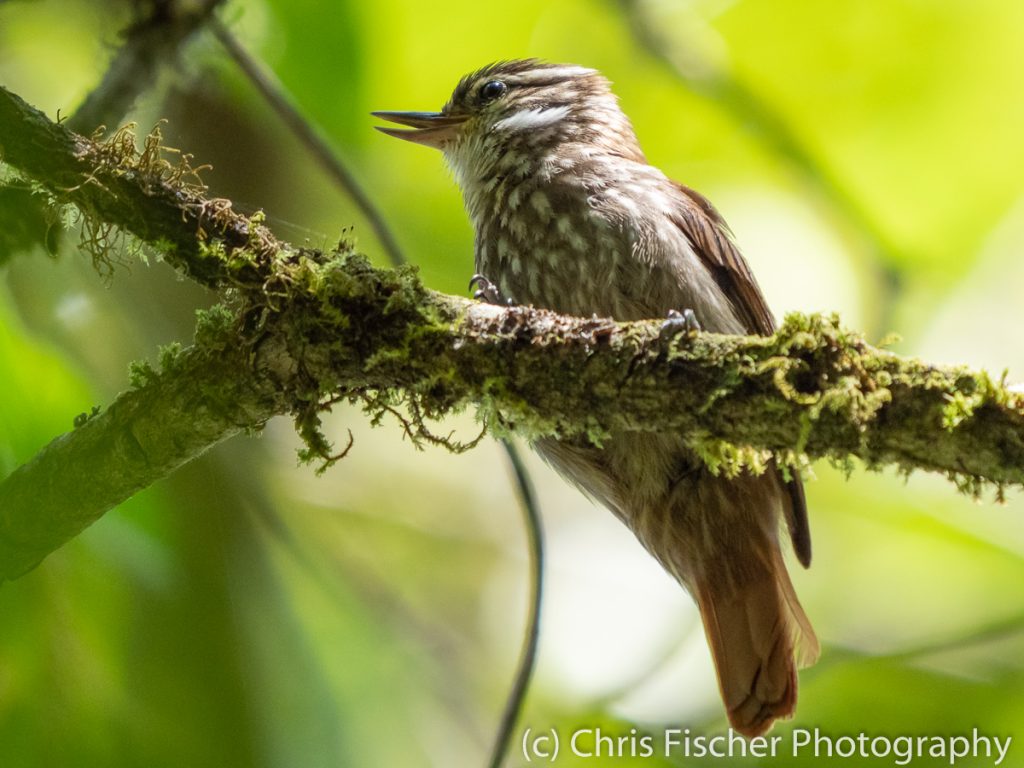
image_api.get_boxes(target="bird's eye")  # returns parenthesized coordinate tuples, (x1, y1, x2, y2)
(479, 80, 507, 103)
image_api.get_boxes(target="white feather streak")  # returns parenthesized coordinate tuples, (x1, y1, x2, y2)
(494, 106, 571, 133)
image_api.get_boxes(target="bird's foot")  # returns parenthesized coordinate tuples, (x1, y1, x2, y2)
(660, 308, 702, 338)
(469, 274, 515, 306)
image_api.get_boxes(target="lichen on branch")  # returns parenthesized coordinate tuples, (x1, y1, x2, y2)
(1, 83, 1023, 583)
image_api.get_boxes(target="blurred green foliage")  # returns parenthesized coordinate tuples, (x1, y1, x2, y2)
(1, 0, 1024, 765)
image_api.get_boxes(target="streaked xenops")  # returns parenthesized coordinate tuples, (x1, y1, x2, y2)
(375, 60, 818, 736)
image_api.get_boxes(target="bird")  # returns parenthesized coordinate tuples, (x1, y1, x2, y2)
(373, 59, 819, 736)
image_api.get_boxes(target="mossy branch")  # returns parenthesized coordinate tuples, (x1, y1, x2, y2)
(2, 84, 1023, 582)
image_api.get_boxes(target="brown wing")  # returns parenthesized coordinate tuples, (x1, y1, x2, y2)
(670, 182, 811, 567)
(670, 182, 776, 335)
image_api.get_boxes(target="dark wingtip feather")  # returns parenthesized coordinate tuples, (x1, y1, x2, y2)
(786, 477, 812, 568)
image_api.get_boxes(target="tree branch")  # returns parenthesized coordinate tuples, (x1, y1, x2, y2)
(0, 339, 285, 579)
(2, 84, 1023, 582)
(0, 86, 258, 287)
(67, 0, 228, 134)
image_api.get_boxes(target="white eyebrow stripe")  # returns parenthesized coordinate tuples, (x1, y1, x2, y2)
(494, 105, 572, 132)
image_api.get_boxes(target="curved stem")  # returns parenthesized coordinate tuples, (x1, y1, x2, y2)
(488, 440, 545, 768)
(209, 18, 407, 270)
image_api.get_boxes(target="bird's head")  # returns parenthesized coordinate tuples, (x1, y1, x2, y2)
(373, 59, 644, 186)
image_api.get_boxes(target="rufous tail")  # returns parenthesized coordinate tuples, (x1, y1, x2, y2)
(693, 548, 819, 737)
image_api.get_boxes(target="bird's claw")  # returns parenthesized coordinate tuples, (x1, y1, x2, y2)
(660, 308, 702, 337)
(469, 274, 515, 306)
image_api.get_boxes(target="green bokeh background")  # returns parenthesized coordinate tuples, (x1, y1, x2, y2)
(2, 0, 1024, 765)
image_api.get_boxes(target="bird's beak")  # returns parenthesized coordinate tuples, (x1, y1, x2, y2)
(371, 111, 468, 150)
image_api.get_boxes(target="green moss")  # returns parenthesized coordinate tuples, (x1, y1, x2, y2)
(157, 342, 184, 374)
(692, 438, 771, 478)
(941, 390, 983, 430)
(57, 122, 217, 278)
(194, 304, 236, 349)
(263, 248, 488, 465)
(294, 403, 352, 474)
(72, 405, 102, 429)
(127, 358, 158, 389)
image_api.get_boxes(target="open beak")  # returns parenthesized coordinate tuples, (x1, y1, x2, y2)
(371, 111, 468, 149)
